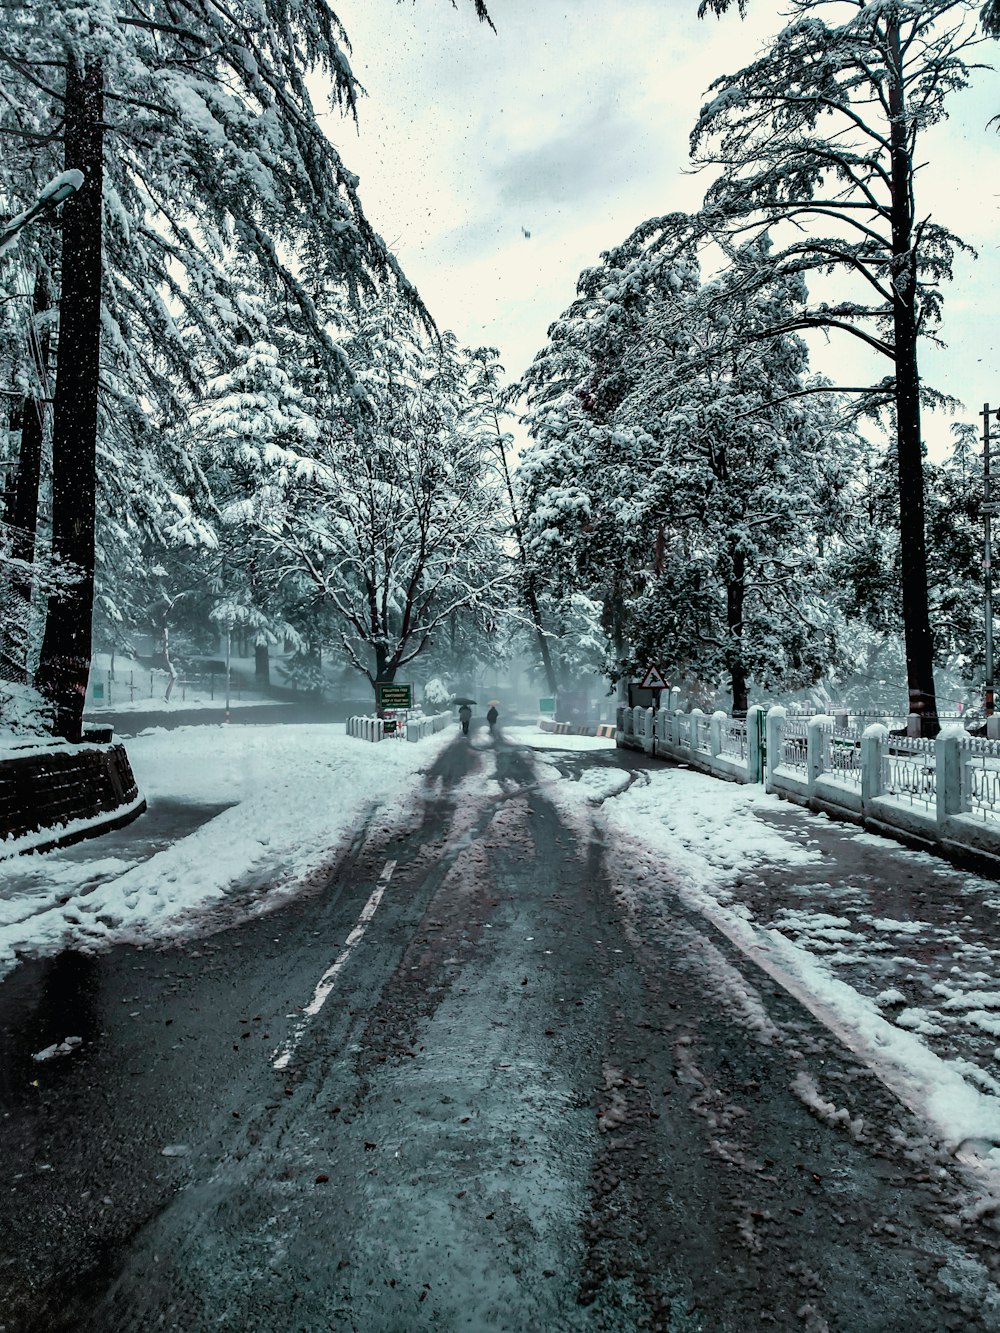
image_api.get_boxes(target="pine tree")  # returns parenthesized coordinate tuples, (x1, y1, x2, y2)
(689, 0, 995, 730)
(0, 0, 495, 737)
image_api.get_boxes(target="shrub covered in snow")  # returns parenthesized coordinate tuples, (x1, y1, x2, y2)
(422, 676, 451, 713)
(0, 680, 54, 741)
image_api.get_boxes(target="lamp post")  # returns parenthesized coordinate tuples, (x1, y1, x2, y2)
(0, 171, 84, 257)
(981, 403, 1000, 726)
(225, 623, 232, 725)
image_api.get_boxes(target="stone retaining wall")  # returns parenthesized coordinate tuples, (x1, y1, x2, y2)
(0, 742, 145, 857)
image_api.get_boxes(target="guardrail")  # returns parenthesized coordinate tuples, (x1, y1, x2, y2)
(404, 712, 453, 742)
(345, 710, 454, 743)
(617, 703, 1000, 869)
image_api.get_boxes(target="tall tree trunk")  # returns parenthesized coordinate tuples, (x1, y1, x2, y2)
(35, 59, 104, 741)
(490, 419, 558, 696)
(727, 550, 748, 714)
(255, 642, 270, 687)
(1, 273, 50, 684)
(887, 17, 937, 735)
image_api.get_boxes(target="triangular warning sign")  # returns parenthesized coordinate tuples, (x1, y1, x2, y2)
(637, 665, 668, 690)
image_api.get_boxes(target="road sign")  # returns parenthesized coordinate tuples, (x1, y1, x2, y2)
(637, 665, 669, 690)
(376, 682, 412, 710)
(538, 697, 556, 713)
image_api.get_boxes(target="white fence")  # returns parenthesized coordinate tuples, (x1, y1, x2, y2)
(618, 703, 1000, 868)
(345, 711, 454, 743)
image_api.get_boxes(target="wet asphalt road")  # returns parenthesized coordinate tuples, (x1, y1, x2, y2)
(1, 729, 999, 1331)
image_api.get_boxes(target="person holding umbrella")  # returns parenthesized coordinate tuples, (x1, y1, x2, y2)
(458, 703, 472, 735)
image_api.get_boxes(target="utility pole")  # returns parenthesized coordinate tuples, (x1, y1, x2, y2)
(981, 403, 1000, 722)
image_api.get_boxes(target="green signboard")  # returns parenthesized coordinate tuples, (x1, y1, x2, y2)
(377, 682, 412, 710)
(538, 697, 556, 713)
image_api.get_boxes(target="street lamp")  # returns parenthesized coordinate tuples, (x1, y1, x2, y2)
(0, 170, 85, 257)
(225, 622, 232, 724)
(981, 402, 1000, 728)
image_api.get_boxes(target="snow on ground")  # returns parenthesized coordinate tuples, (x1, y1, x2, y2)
(503, 725, 616, 753)
(0, 724, 453, 982)
(518, 734, 1000, 1192)
(87, 696, 278, 714)
(86, 651, 278, 713)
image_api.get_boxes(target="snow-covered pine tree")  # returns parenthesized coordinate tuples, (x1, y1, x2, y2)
(1, 0, 494, 738)
(463, 346, 559, 695)
(247, 300, 511, 697)
(518, 225, 863, 711)
(689, 0, 994, 730)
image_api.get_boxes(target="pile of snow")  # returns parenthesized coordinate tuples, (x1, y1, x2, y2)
(0, 722, 453, 981)
(504, 724, 616, 753)
(0, 680, 54, 741)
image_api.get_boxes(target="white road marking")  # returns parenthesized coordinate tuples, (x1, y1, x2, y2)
(272, 859, 397, 1071)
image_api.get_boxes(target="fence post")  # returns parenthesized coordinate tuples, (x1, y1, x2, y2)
(807, 715, 831, 794)
(860, 723, 886, 810)
(669, 686, 681, 713)
(709, 710, 725, 755)
(765, 706, 786, 793)
(907, 712, 921, 738)
(673, 708, 685, 753)
(643, 707, 655, 756)
(935, 723, 966, 823)
(689, 707, 704, 757)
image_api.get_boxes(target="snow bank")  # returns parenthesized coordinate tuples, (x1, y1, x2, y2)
(0, 723, 453, 980)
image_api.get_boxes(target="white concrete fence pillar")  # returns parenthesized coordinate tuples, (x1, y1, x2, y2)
(689, 707, 704, 755)
(935, 723, 966, 823)
(807, 715, 832, 792)
(710, 710, 726, 761)
(669, 686, 682, 713)
(764, 705, 786, 793)
(860, 723, 887, 807)
(643, 707, 656, 755)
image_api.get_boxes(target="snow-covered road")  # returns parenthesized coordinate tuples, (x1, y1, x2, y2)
(2, 721, 1000, 1329)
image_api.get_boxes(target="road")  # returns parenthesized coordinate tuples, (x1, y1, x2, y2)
(1, 727, 998, 1331)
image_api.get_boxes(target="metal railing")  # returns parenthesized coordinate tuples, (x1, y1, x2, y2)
(882, 736, 936, 809)
(692, 714, 712, 755)
(720, 718, 748, 761)
(825, 733, 862, 789)
(778, 719, 809, 775)
(960, 736, 1000, 821)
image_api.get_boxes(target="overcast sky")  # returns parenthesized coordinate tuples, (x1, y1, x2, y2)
(326, 0, 1000, 460)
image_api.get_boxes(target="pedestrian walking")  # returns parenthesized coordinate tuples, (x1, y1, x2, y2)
(486, 704, 499, 736)
(458, 703, 472, 736)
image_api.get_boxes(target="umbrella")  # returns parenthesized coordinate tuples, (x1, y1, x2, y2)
(450, 696, 477, 706)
